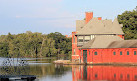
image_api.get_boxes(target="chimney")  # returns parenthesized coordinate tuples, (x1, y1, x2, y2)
(85, 12, 93, 24)
(98, 17, 102, 20)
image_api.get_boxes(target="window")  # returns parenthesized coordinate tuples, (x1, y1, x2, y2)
(74, 49, 75, 55)
(84, 36, 90, 42)
(135, 75, 137, 79)
(77, 36, 84, 46)
(94, 52, 98, 55)
(78, 36, 84, 42)
(120, 51, 122, 55)
(127, 74, 130, 78)
(113, 52, 116, 55)
(95, 74, 98, 78)
(120, 74, 123, 78)
(114, 74, 116, 78)
(127, 51, 129, 55)
(78, 39, 83, 42)
(134, 51, 137, 55)
(73, 36, 75, 43)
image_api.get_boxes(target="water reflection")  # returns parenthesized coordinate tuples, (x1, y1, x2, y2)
(27, 58, 72, 81)
(2, 58, 137, 81)
(72, 65, 137, 81)
(0, 58, 72, 81)
(28, 64, 72, 81)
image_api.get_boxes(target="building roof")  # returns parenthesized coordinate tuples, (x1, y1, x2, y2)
(76, 20, 85, 31)
(81, 35, 124, 49)
(76, 18, 124, 35)
(81, 35, 137, 49)
(108, 40, 137, 48)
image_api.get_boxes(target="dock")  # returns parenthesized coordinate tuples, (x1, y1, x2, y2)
(0, 75, 36, 81)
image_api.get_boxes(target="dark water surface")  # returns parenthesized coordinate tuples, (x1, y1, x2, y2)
(1, 58, 137, 81)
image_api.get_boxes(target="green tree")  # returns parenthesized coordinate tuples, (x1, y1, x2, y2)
(0, 32, 72, 58)
(118, 6, 137, 39)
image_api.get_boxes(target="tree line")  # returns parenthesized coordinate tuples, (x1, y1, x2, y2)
(0, 31, 72, 58)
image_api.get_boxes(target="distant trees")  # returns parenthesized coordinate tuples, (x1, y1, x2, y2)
(118, 6, 137, 39)
(0, 32, 72, 58)
(47, 32, 72, 56)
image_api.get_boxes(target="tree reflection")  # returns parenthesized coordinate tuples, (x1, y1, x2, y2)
(28, 64, 71, 78)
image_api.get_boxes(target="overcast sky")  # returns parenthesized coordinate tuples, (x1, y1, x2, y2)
(0, 0, 136, 35)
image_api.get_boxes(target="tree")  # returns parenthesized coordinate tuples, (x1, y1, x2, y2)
(0, 32, 72, 58)
(118, 7, 137, 39)
(47, 32, 72, 56)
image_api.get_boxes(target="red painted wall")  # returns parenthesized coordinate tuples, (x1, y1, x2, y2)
(81, 48, 137, 63)
(72, 66, 137, 81)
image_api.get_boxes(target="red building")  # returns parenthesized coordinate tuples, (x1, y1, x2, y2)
(72, 12, 137, 64)
(72, 65, 137, 81)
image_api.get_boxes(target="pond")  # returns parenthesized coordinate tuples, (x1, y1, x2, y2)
(0, 58, 137, 81)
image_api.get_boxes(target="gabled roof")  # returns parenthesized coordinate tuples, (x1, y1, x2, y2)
(76, 20, 85, 31)
(81, 35, 123, 49)
(111, 18, 124, 34)
(76, 18, 124, 35)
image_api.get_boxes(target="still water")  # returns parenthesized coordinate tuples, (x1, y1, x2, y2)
(27, 58, 72, 81)
(1, 58, 137, 81)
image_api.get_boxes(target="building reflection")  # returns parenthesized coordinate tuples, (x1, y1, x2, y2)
(72, 65, 137, 81)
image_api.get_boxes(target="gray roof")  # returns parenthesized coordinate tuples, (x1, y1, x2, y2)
(76, 20, 85, 31)
(108, 40, 137, 48)
(76, 18, 124, 35)
(81, 35, 124, 49)
(81, 35, 137, 49)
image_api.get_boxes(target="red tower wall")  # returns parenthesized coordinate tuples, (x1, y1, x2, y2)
(72, 32, 81, 62)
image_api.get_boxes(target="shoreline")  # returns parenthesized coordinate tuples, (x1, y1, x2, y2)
(54, 60, 137, 66)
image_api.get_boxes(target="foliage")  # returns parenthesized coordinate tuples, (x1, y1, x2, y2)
(0, 31, 72, 58)
(118, 6, 137, 39)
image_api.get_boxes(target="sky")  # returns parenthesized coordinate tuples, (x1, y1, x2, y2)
(0, 0, 136, 35)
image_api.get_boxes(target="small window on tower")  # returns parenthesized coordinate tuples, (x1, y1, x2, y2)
(127, 51, 129, 55)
